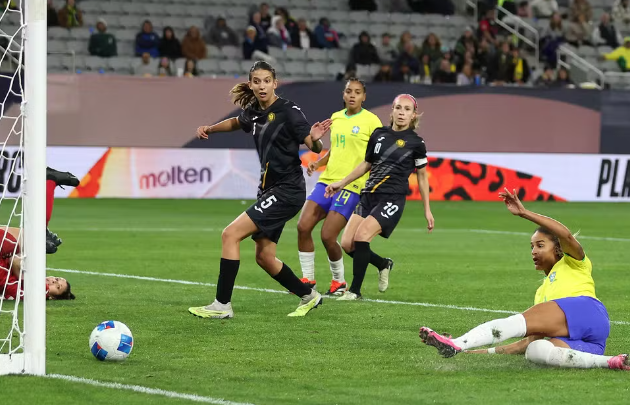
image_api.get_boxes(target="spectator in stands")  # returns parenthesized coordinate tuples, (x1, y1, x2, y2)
(392, 62, 413, 82)
(183, 59, 198, 77)
(182, 26, 207, 60)
(419, 54, 432, 81)
(503, 2, 532, 26)
(259, 3, 272, 32)
(508, 47, 531, 84)
(373, 64, 394, 82)
(420, 33, 443, 64)
(601, 36, 630, 72)
(553, 67, 574, 87)
(592, 13, 622, 49)
(47, 0, 59, 27)
(566, 14, 593, 47)
(267, 15, 291, 49)
(377, 33, 398, 65)
(396, 41, 421, 75)
(349, 0, 377, 12)
(157, 57, 173, 77)
(208, 17, 239, 48)
(242, 26, 271, 61)
(497, 0, 518, 14)
(612, 0, 630, 30)
(249, 12, 267, 41)
(408, 0, 455, 15)
(291, 19, 315, 49)
(530, 0, 558, 19)
(397, 31, 419, 56)
(57, 0, 83, 29)
(535, 65, 556, 86)
(455, 27, 478, 65)
(349, 31, 380, 67)
(489, 41, 513, 84)
(314, 18, 340, 49)
(478, 9, 499, 44)
(275, 7, 298, 40)
(135, 20, 160, 58)
(88, 18, 117, 58)
(457, 63, 474, 85)
(135, 53, 154, 77)
(476, 38, 493, 72)
(540, 13, 566, 67)
(570, 0, 592, 23)
(159, 27, 182, 60)
(432, 59, 457, 84)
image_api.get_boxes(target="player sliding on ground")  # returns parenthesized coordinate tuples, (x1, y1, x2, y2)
(420, 188, 629, 371)
(188, 61, 332, 318)
(296, 78, 384, 296)
(324, 94, 434, 300)
(1, 227, 75, 301)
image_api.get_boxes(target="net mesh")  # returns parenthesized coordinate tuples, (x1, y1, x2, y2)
(0, 0, 26, 359)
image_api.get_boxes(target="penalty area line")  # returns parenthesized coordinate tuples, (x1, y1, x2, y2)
(44, 374, 255, 405)
(46, 267, 630, 326)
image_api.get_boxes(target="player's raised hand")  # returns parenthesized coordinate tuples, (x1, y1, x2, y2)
(499, 187, 526, 216)
(425, 210, 435, 233)
(196, 126, 211, 139)
(310, 119, 333, 142)
(324, 181, 342, 198)
(306, 161, 318, 177)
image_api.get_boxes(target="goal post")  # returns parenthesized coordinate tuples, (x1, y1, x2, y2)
(0, 0, 47, 376)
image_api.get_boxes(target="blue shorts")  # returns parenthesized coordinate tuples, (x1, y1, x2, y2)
(307, 182, 360, 221)
(553, 296, 610, 355)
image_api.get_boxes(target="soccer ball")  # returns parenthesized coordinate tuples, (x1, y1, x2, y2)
(89, 320, 134, 361)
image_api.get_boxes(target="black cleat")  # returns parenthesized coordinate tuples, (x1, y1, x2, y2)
(47, 167, 80, 188)
(46, 228, 62, 247)
(46, 239, 58, 254)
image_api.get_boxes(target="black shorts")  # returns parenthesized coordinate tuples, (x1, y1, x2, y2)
(355, 193, 406, 239)
(246, 184, 305, 244)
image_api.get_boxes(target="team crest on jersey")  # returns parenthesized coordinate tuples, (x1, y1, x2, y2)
(549, 272, 556, 283)
(352, 126, 360, 134)
(396, 139, 406, 148)
(268, 112, 275, 122)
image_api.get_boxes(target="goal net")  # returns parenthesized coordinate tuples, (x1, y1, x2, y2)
(0, 0, 47, 376)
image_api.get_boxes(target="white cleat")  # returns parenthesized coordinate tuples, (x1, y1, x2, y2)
(336, 291, 362, 301)
(189, 299, 234, 319)
(378, 258, 394, 292)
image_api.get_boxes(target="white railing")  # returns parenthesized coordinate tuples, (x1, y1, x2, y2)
(494, 5, 540, 69)
(557, 44, 605, 89)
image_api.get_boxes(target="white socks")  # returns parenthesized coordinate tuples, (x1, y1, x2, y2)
(453, 314, 527, 350)
(526, 339, 612, 369)
(329, 257, 345, 282)
(298, 251, 315, 280)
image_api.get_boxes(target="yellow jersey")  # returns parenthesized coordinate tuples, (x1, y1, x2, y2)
(318, 108, 383, 194)
(534, 254, 598, 305)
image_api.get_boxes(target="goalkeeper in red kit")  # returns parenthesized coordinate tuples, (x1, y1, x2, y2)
(45, 167, 80, 254)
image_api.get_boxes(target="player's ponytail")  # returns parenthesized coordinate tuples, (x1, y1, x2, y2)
(230, 82, 256, 109)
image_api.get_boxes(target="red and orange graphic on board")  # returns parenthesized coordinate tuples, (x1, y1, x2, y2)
(300, 151, 564, 202)
(69, 148, 112, 198)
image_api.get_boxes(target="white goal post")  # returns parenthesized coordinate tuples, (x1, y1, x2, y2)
(0, 0, 47, 376)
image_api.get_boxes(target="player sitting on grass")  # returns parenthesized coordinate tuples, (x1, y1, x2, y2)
(324, 94, 434, 300)
(296, 78, 384, 297)
(1, 227, 75, 301)
(419, 188, 629, 371)
(46, 166, 80, 254)
(188, 61, 331, 318)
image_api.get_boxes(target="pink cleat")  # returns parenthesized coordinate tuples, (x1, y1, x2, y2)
(608, 354, 630, 370)
(419, 326, 462, 358)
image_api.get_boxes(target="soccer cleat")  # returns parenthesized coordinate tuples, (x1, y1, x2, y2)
(46, 239, 58, 254)
(336, 291, 362, 301)
(287, 290, 322, 317)
(188, 300, 234, 319)
(419, 326, 462, 358)
(325, 280, 347, 297)
(47, 228, 63, 247)
(46, 166, 80, 188)
(300, 278, 317, 290)
(608, 354, 630, 370)
(378, 258, 394, 292)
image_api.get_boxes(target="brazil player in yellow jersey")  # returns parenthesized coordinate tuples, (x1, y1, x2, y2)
(296, 78, 385, 296)
(420, 188, 629, 371)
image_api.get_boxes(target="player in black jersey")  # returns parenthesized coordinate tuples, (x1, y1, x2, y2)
(188, 61, 332, 318)
(325, 94, 434, 300)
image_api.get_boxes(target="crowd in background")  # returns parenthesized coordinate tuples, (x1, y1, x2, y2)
(37, 0, 630, 86)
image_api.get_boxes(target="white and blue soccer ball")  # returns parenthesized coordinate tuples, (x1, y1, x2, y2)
(89, 320, 134, 361)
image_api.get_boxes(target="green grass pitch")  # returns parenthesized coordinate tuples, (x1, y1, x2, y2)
(1, 199, 629, 404)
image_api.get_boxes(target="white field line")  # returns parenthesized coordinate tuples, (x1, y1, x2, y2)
(44, 374, 255, 405)
(47, 267, 630, 326)
(52, 227, 630, 243)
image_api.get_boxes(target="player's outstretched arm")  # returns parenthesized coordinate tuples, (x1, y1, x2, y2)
(196, 117, 241, 139)
(499, 188, 584, 260)
(324, 161, 371, 198)
(307, 149, 330, 176)
(416, 167, 434, 232)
